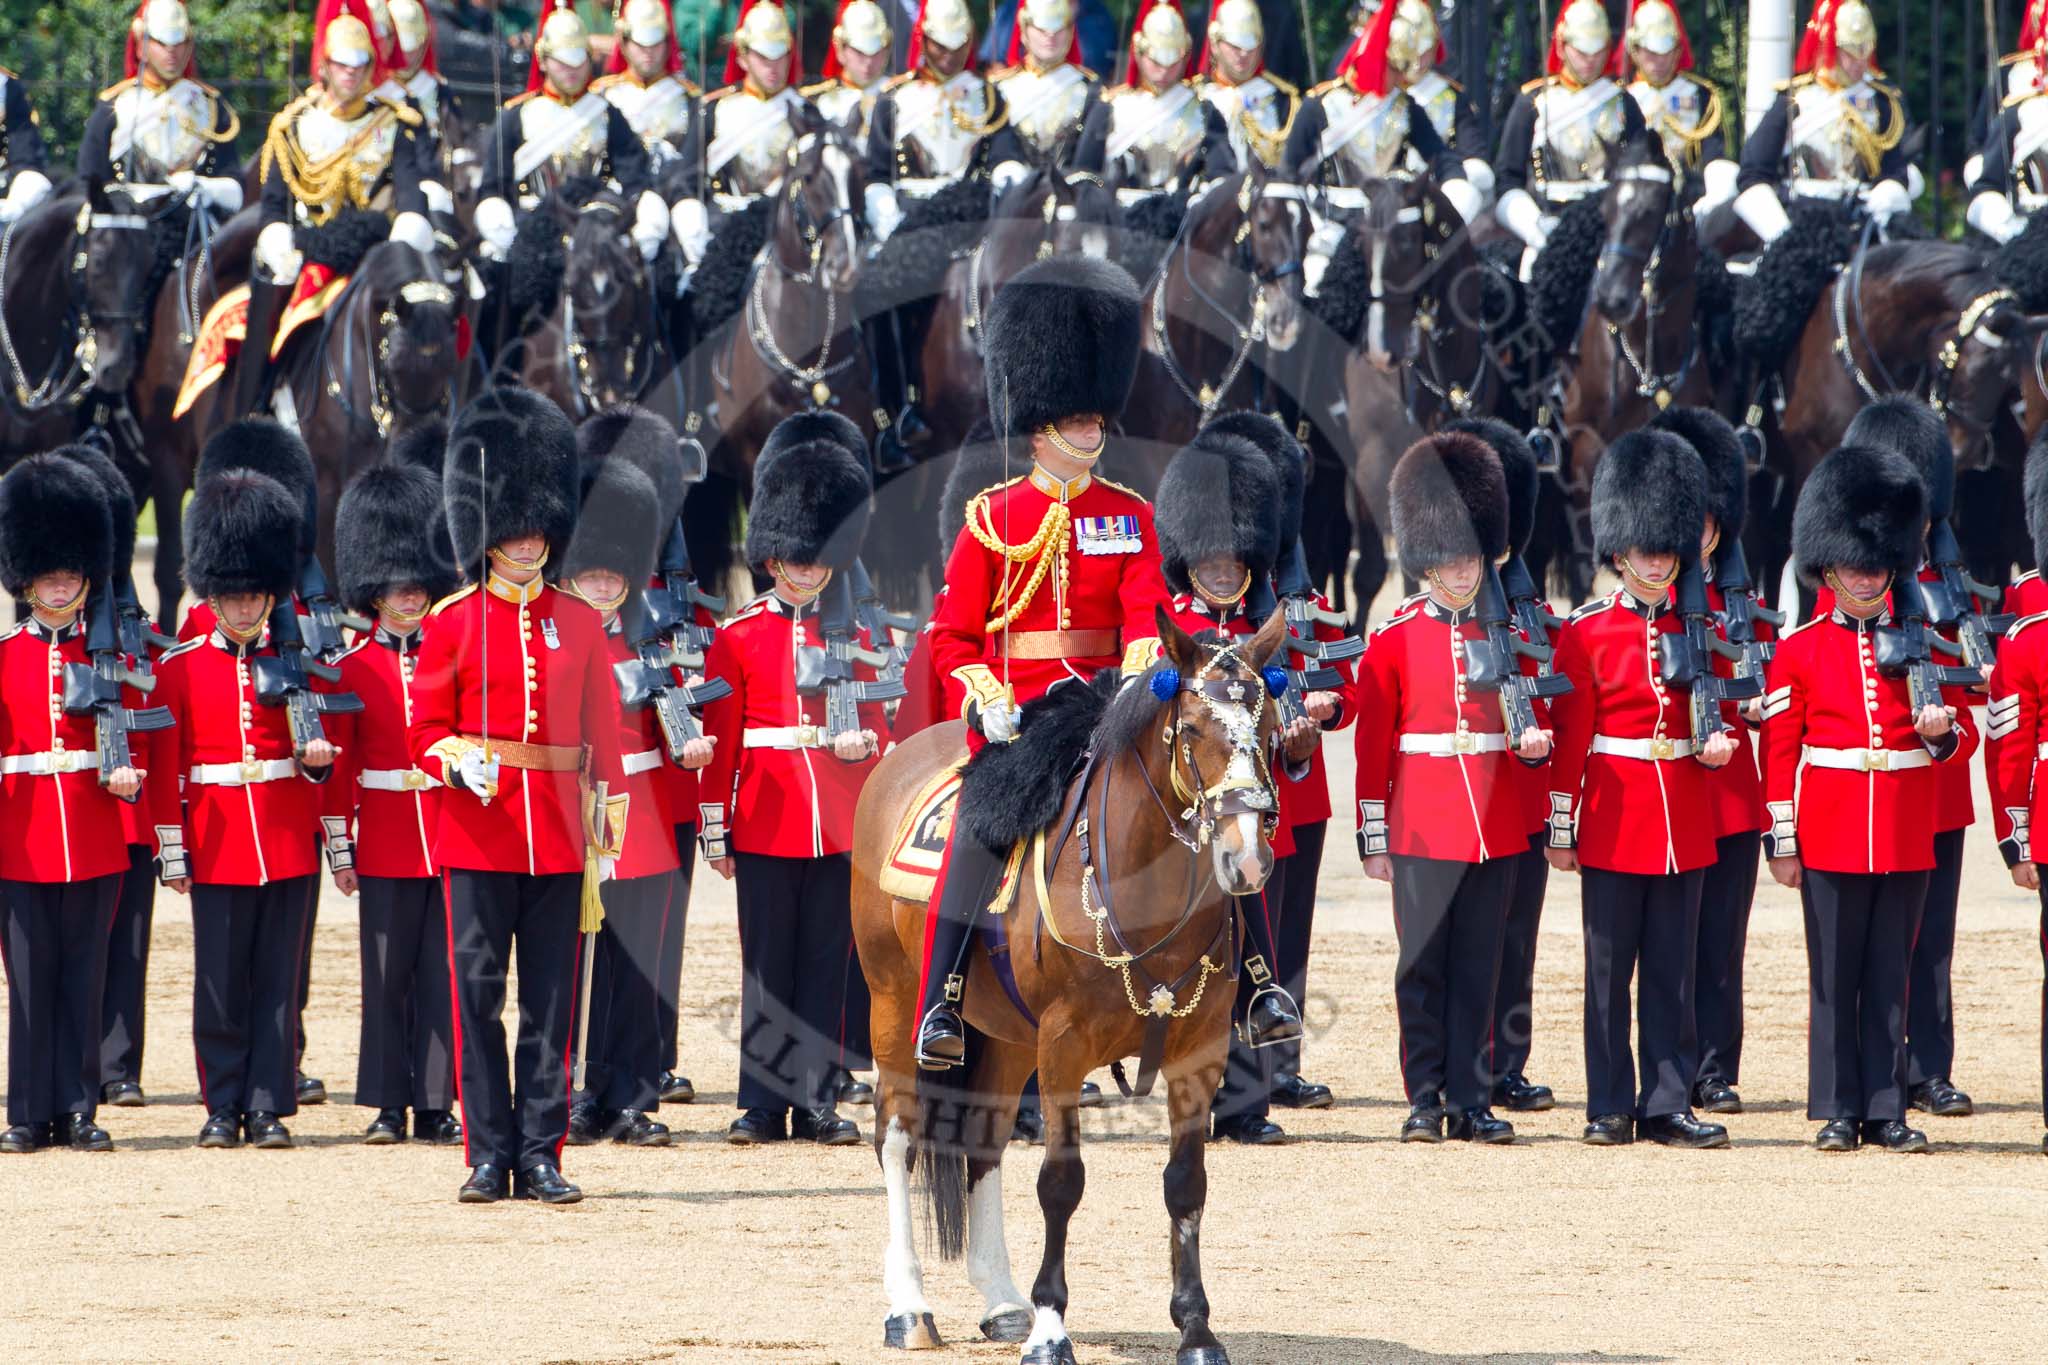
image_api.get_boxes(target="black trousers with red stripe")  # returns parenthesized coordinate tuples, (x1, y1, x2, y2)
(733, 851, 853, 1113)
(191, 877, 313, 1119)
(1492, 832, 1550, 1082)
(1391, 853, 1514, 1112)
(1581, 865, 1704, 1120)
(354, 874, 455, 1112)
(443, 869, 581, 1172)
(582, 870, 672, 1115)
(1801, 866, 1928, 1122)
(2036, 884, 2048, 1124)
(1905, 828, 1968, 1089)
(656, 822, 698, 1078)
(1, 874, 119, 1127)
(99, 842, 157, 1088)
(1270, 820, 1326, 1087)
(1695, 831, 1761, 1088)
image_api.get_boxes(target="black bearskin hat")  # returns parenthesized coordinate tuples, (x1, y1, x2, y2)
(184, 471, 303, 601)
(0, 454, 113, 598)
(761, 409, 869, 471)
(52, 442, 138, 585)
(1156, 430, 1283, 595)
(2028, 427, 2048, 578)
(1792, 445, 1927, 585)
(443, 386, 580, 570)
(1651, 406, 1748, 542)
(1389, 433, 1509, 578)
(1200, 411, 1308, 552)
(578, 405, 691, 531)
(1443, 417, 1538, 557)
(387, 417, 449, 480)
(938, 416, 1006, 557)
(1592, 429, 1706, 562)
(563, 458, 662, 587)
(744, 439, 872, 571)
(1842, 395, 1953, 521)
(335, 464, 462, 616)
(197, 419, 318, 557)
(984, 255, 1142, 435)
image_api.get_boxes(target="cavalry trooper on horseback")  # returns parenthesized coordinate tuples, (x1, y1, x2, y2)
(1615, 0, 1738, 220)
(1969, 18, 2048, 244)
(1103, 0, 1232, 201)
(1493, 0, 1647, 280)
(1967, 0, 2048, 188)
(1193, 0, 1297, 174)
(989, 0, 1108, 180)
(370, 0, 459, 226)
(1732, 0, 1916, 246)
(805, 0, 895, 138)
(0, 51, 50, 224)
(591, 0, 709, 269)
(77, 2, 243, 222)
(701, 0, 818, 213)
(239, 3, 435, 417)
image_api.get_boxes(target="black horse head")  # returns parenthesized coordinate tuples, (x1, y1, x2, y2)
(81, 184, 157, 394)
(553, 189, 652, 410)
(1593, 135, 1681, 327)
(1237, 160, 1308, 352)
(1353, 175, 1436, 373)
(774, 106, 866, 293)
(361, 240, 459, 430)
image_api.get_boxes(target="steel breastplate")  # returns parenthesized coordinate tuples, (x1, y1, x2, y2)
(998, 65, 1090, 158)
(894, 74, 990, 178)
(1107, 86, 1205, 188)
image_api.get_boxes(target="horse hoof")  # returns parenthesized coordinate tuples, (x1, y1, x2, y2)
(1020, 1343, 1078, 1365)
(980, 1308, 1033, 1343)
(882, 1311, 942, 1350)
(1177, 1348, 1231, 1365)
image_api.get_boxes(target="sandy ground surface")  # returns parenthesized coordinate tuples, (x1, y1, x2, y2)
(5, 573, 2048, 1361)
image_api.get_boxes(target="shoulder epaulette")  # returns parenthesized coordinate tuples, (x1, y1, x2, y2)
(1567, 595, 1617, 623)
(1439, 75, 1464, 93)
(2002, 50, 2033, 67)
(2009, 611, 2048, 639)
(158, 635, 207, 662)
(987, 63, 1019, 80)
(589, 71, 626, 92)
(2016, 570, 2039, 586)
(1780, 614, 1827, 640)
(0, 623, 25, 645)
(1078, 66, 1101, 83)
(1307, 77, 1342, 98)
(1105, 82, 1135, 98)
(800, 78, 842, 98)
(881, 71, 916, 92)
(0, 66, 16, 80)
(731, 594, 772, 622)
(1094, 475, 1149, 503)
(506, 88, 540, 108)
(191, 77, 220, 95)
(376, 93, 423, 126)
(967, 474, 1029, 516)
(1868, 76, 1901, 96)
(1774, 74, 1813, 93)
(2001, 85, 2048, 110)
(428, 583, 478, 617)
(336, 638, 372, 662)
(1264, 73, 1298, 98)
(1521, 75, 1552, 94)
(1369, 603, 1423, 638)
(97, 77, 137, 102)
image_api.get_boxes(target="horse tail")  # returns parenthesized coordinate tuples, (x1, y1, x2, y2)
(911, 1025, 981, 1263)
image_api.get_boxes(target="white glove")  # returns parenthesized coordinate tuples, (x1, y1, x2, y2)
(1495, 187, 1551, 251)
(1696, 159, 1739, 219)
(455, 747, 500, 797)
(864, 181, 904, 241)
(1866, 177, 1913, 223)
(195, 175, 243, 213)
(475, 195, 516, 259)
(1459, 157, 1496, 205)
(1968, 190, 2026, 244)
(1963, 154, 1985, 190)
(167, 169, 198, 198)
(670, 196, 709, 265)
(1733, 182, 1792, 244)
(632, 189, 669, 263)
(1904, 165, 1926, 201)
(389, 210, 436, 257)
(421, 179, 455, 217)
(0, 169, 52, 223)
(977, 701, 1021, 744)
(990, 160, 1032, 197)
(1302, 218, 1345, 297)
(1441, 175, 1483, 228)
(253, 220, 303, 281)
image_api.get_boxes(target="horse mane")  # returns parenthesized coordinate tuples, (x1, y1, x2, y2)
(1994, 212, 2048, 311)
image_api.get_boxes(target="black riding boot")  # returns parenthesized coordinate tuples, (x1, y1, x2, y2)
(1238, 887, 1304, 1049)
(868, 313, 915, 475)
(889, 299, 934, 452)
(916, 833, 1008, 1070)
(233, 274, 291, 418)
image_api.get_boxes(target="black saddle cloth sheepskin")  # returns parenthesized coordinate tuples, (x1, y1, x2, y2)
(955, 668, 1120, 851)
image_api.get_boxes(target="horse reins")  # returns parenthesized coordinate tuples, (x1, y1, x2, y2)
(0, 203, 146, 412)
(1149, 174, 1302, 420)
(735, 133, 860, 411)
(1599, 163, 1696, 408)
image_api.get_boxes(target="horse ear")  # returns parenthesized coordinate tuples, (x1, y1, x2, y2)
(1156, 603, 1199, 673)
(1245, 608, 1289, 673)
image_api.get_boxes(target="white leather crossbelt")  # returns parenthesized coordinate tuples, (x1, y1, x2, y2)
(1398, 731, 1508, 756)
(744, 725, 827, 750)
(0, 748, 99, 776)
(1804, 745, 1930, 772)
(1591, 735, 1697, 761)
(360, 767, 440, 792)
(622, 748, 665, 775)
(190, 758, 298, 785)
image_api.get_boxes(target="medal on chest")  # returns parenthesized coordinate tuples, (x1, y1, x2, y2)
(1074, 514, 1143, 556)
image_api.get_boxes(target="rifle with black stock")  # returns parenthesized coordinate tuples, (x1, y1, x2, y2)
(796, 574, 907, 743)
(61, 596, 174, 803)
(1464, 564, 1571, 741)
(1875, 574, 1983, 715)
(1497, 553, 1564, 664)
(656, 516, 723, 656)
(850, 558, 914, 681)
(1711, 538, 1783, 689)
(1919, 519, 2013, 674)
(1269, 541, 1361, 724)
(612, 587, 733, 762)
(1654, 556, 1764, 747)
(251, 599, 365, 756)
(296, 556, 372, 666)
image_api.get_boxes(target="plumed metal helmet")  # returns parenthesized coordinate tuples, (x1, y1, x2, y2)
(1650, 405, 1748, 542)
(1792, 444, 1927, 586)
(984, 255, 1142, 436)
(578, 405, 690, 532)
(1592, 429, 1706, 562)
(443, 386, 580, 570)
(1442, 417, 1538, 557)
(387, 416, 449, 481)
(1199, 410, 1307, 551)
(335, 464, 462, 616)
(744, 439, 872, 571)
(938, 415, 1006, 556)
(1842, 395, 1953, 522)
(198, 418, 318, 557)
(184, 471, 304, 601)
(562, 458, 662, 587)
(2028, 426, 2048, 578)
(1156, 430, 1282, 595)
(0, 454, 113, 598)
(1389, 432, 1509, 578)
(52, 442, 139, 585)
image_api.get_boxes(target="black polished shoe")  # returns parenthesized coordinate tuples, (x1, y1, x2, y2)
(1581, 1113, 1635, 1146)
(195, 1111, 241, 1149)
(725, 1108, 788, 1145)
(1692, 1077, 1743, 1115)
(295, 1073, 327, 1106)
(658, 1072, 696, 1104)
(1908, 1078, 1973, 1117)
(793, 1106, 861, 1146)
(1642, 1111, 1729, 1149)
(243, 1111, 293, 1149)
(415, 1110, 464, 1146)
(515, 1161, 584, 1204)
(1447, 1107, 1515, 1144)
(1011, 1107, 1045, 1146)
(838, 1076, 875, 1107)
(1271, 1074, 1335, 1110)
(1493, 1072, 1555, 1112)
(1078, 1079, 1105, 1109)
(603, 1108, 672, 1147)
(916, 1004, 966, 1070)
(1241, 986, 1305, 1049)
(1211, 1114, 1289, 1145)
(459, 1164, 508, 1203)
(102, 1080, 146, 1108)
(565, 1098, 604, 1146)
(1400, 1102, 1445, 1144)
(0, 1123, 50, 1153)
(1814, 1119, 1860, 1151)
(364, 1109, 408, 1145)
(56, 1113, 114, 1152)
(1862, 1119, 1930, 1153)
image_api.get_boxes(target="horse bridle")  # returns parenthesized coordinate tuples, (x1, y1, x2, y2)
(1403, 186, 1492, 421)
(732, 134, 861, 411)
(0, 203, 147, 412)
(1149, 174, 1305, 420)
(1599, 163, 1696, 407)
(560, 199, 658, 417)
(321, 275, 457, 438)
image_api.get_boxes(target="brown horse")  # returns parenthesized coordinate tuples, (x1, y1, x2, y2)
(852, 609, 1287, 1365)
(520, 189, 679, 420)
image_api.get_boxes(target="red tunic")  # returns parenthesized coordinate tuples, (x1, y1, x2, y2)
(1984, 611, 2048, 867)
(1697, 577, 1770, 840)
(2004, 570, 2048, 620)
(697, 593, 892, 859)
(600, 621, 681, 881)
(0, 619, 142, 883)
(653, 591, 720, 831)
(1546, 592, 1719, 876)
(1353, 599, 1535, 864)
(325, 629, 439, 881)
(408, 580, 627, 877)
(1759, 610, 1967, 874)
(149, 629, 332, 886)
(1265, 591, 1358, 832)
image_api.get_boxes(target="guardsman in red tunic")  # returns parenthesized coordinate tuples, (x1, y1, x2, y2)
(153, 470, 339, 1151)
(1984, 440, 2048, 1156)
(1840, 397, 1981, 1121)
(1357, 434, 1549, 1146)
(698, 428, 887, 1145)
(916, 255, 1183, 1068)
(1652, 407, 1772, 1118)
(1546, 430, 1733, 1150)
(0, 456, 134, 1154)
(1763, 445, 1963, 1153)
(409, 387, 627, 1205)
(325, 458, 462, 1147)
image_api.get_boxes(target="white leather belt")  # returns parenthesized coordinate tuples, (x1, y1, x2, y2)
(1398, 731, 1508, 756)
(1541, 179, 1604, 202)
(1805, 745, 1930, 772)
(1591, 735, 1697, 761)
(622, 748, 665, 775)
(359, 767, 440, 792)
(0, 748, 99, 776)
(1788, 177, 1865, 202)
(744, 725, 827, 750)
(190, 758, 298, 786)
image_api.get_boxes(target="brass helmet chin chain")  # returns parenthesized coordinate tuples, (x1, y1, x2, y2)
(1824, 567, 1891, 613)
(770, 561, 831, 602)
(1041, 420, 1104, 463)
(1620, 552, 1678, 597)
(26, 578, 89, 623)
(1426, 565, 1479, 609)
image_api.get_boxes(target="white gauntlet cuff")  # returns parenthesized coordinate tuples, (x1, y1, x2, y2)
(155, 825, 189, 883)
(1546, 792, 1576, 850)
(1357, 800, 1387, 857)
(1764, 799, 1798, 860)
(698, 802, 729, 860)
